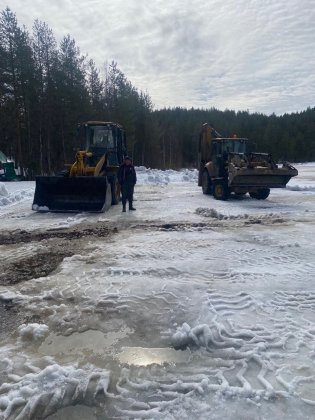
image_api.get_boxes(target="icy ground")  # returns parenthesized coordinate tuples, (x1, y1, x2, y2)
(0, 164, 315, 419)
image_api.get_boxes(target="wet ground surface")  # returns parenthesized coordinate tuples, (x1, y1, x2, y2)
(0, 214, 291, 287)
(0, 222, 117, 245)
(0, 176, 315, 419)
(0, 223, 117, 285)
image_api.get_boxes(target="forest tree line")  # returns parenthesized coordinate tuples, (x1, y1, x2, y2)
(1, 7, 315, 177)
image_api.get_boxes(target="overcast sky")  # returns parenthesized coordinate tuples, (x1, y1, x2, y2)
(4, 0, 315, 115)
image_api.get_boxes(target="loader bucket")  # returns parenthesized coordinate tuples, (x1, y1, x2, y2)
(228, 166, 298, 189)
(32, 176, 112, 212)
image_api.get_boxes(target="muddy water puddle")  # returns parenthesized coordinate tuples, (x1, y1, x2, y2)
(39, 328, 190, 368)
(116, 346, 191, 366)
(46, 405, 98, 420)
(39, 328, 131, 363)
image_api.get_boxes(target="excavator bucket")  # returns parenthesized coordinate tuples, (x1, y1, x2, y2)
(32, 176, 112, 212)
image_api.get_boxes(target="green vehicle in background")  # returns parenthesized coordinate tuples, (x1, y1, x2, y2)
(0, 151, 17, 181)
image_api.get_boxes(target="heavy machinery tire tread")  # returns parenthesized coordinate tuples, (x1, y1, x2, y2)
(213, 180, 230, 200)
(249, 188, 270, 200)
(202, 170, 212, 195)
(110, 176, 121, 205)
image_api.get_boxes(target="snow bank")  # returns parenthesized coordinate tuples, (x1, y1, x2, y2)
(196, 208, 235, 219)
(0, 182, 9, 205)
(0, 181, 34, 207)
(286, 185, 315, 192)
(195, 207, 279, 220)
(0, 182, 9, 197)
(136, 167, 198, 185)
(0, 169, 196, 209)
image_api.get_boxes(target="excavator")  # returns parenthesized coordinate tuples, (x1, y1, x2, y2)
(32, 121, 127, 212)
(198, 123, 298, 200)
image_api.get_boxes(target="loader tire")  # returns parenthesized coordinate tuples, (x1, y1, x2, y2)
(213, 180, 230, 200)
(249, 188, 270, 200)
(202, 170, 212, 194)
(110, 176, 121, 205)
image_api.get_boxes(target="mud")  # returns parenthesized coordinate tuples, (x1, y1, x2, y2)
(0, 223, 117, 245)
(132, 217, 288, 233)
(0, 215, 289, 287)
(0, 250, 73, 285)
(0, 222, 118, 286)
(0, 300, 22, 338)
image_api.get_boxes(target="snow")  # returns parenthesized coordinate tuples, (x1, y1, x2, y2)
(136, 166, 198, 185)
(0, 358, 110, 420)
(0, 182, 9, 197)
(0, 181, 34, 207)
(0, 168, 198, 212)
(31, 204, 49, 211)
(18, 323, 49, 343)
(0, 163, 315, 418)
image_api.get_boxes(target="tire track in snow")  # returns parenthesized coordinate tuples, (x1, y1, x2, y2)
(0, 348, 110, 420)
(270, 291, 315, 312)
(1, 219, 315, 418)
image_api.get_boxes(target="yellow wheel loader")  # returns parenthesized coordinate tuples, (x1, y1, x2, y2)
(198, 123, 298, 200)
(32, 121, 127, 212)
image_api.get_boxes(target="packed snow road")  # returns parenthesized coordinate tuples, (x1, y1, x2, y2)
(0, 165, 315, 419)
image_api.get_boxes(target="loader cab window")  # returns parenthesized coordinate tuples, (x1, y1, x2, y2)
(222, 140, 246, 154)
(211, 141, 220, 156)
(233, 139, 246, 153)
(90, 126, 115, 149)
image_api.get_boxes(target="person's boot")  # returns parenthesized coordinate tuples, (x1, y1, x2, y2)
(122, 205, 126, 212)
(129, 202, 136, 211)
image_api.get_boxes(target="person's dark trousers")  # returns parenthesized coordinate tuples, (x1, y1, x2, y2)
(121, 183, 135, 210)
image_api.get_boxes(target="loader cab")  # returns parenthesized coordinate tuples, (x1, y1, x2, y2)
(212, 138, 247, 158)
(211, 138, 248, 177)
(82, 121, 127, 166)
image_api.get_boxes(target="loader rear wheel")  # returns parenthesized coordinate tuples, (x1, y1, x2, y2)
(213, 181, 230, 200)
(249, 188, 270, 200)
(202, 170, 212, 194)
(110, 176, 121, 205)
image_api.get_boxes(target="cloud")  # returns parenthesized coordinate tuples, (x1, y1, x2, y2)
(5, 0, 315, 114)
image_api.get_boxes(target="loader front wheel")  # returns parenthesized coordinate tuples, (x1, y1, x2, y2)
(213, 181, 230, 200)
(110, 176, 121, 205)
(249, 188, 270, 200)
(202, 170, 212, 194)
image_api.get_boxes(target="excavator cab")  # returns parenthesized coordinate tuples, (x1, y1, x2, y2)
(32, 121, 127, 212)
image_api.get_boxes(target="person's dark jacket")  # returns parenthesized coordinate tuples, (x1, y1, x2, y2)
(117, 164, 137, 185)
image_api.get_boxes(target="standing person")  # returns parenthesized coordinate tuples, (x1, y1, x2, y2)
(117, 156, 137, 212)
